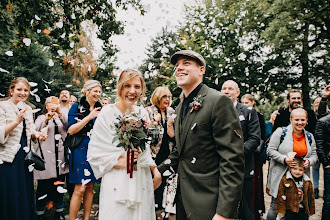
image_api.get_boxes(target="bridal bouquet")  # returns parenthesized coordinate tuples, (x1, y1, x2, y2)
(111, 109, 157, 178)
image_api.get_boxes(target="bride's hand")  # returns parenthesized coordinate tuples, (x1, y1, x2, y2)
(152, 167, 162, 190)
(133, 150, 141, 163)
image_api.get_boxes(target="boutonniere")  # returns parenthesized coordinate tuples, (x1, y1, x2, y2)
(190, 95, 203, 113)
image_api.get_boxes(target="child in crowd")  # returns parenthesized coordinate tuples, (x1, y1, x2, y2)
(276, 156, 315, 220)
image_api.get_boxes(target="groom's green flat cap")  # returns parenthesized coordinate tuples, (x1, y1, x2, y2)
(171, 50, 206, 67)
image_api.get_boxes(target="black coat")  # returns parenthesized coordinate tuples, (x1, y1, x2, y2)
(236, 102, 261, 179)
(315, 114, 330, 167)
(272, 107, 317, 134)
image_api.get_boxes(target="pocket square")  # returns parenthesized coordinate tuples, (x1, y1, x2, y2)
(239, 115, 245, 121)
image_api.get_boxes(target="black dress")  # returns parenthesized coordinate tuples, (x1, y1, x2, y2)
(0, 120, 35, 220)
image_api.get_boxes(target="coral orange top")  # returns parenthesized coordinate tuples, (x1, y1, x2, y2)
(292, 132, 307, 157)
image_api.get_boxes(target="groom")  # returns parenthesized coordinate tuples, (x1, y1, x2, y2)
(154, 50, 245, 220)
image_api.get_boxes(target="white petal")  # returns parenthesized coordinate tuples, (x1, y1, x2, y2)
(37, 29, 41, 33)
(0, 68, 9, 73)
(23, 38, 31, 46)
(84, 169, 91, 177)
(57, 50, 64, 56)
(38, 194, 47, 200)
(5, 51, 13, 56)
(28, 164, 35, 172)
(48, 59, 54, 66)
(35, 15, 41, 20)
(57, 186, 67, 193)
(163, 170, 171, 176)
(29, 82, 38, 87)
(23, 146, 29, 153)
(78, 47, 86, 52)
(55, 134, 62, 140)
(31, 108, 41, 113)
(81, 179, 91, 186)
(56, 21, 63, 29)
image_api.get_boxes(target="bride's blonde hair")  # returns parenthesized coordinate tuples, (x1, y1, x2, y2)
(116, 69, 146, 103)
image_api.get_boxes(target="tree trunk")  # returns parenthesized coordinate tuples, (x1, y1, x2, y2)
(300, 23, 311, 109)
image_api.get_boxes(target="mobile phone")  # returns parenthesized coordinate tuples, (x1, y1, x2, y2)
(51, 97, 59, 104)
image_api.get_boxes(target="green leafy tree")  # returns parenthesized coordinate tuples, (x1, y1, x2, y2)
(217, 0, 330, 108)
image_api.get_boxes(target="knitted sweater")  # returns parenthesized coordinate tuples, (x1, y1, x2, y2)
(0, 99, 36, 163)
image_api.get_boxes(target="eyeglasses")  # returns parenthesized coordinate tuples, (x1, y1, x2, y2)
(162, 95, 172, 99)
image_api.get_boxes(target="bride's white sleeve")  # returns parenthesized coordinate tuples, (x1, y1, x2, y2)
(87, 106, 124, 179)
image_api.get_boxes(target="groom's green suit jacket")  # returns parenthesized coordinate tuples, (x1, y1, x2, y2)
(158, 84, 245, 219)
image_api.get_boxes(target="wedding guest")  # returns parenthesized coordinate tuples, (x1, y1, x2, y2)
(58, 90, 70, 114)
(221, 82, 261, 220)
(272, 90, 317, 134)
(69, 95, 77, 106)
(318, 83, 330, 118)
(88, 69, 159, 220)
(312, 97, 323, 199)
(154, 50, 245, 220)
(146, 87, 175, 215)
(34, 96, 69, 220)
(101, 97, 110, 106)
(263, 110, 278, 163)
(276, 156, 315, 219)
(0, 77, 46, 220)
(68, 80, 102, 220)
(241, 93, 266, 220)
(315, 112, 330, 219)
(266, 108, 318, 220)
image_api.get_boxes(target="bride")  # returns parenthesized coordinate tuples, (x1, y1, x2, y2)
(87, 69, 161, 220)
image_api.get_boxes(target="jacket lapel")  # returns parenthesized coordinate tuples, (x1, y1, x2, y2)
(179, 85, 208, 155)
(175, 102, 183, 150)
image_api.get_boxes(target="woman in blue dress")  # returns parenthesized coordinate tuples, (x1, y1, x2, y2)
(0, 77, 46, 220)
(68, 80, 102, 220)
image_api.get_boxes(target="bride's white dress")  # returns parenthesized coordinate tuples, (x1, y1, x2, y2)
(87, 105, 156, 220)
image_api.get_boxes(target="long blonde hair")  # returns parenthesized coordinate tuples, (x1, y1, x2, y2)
(8, 77, 30, 97)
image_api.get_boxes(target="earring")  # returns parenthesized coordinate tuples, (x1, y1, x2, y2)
(10, 93, 13, 96)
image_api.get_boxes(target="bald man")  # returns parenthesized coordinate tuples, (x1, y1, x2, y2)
(221, 80, 261, 220)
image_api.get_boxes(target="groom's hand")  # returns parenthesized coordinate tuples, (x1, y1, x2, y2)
(152, 167, 162, 190)
(212, 214, 232, 220)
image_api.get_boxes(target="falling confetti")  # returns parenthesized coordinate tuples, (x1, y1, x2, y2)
(82, 179, 91, 186)
(23, 38, 31, 46)
(5, 51, 13, 56)
(191, 157, 196, 164)
(56, 21, 63, 29)
(44, 29, 51, 34)
(31, 108, 41, 113)
(28, 164, 35, 172)
(0, 68, 9, 73)
(57, 186, 67, 193)
(55, 134, 62, 140)
(38, 194, 48, 200)
(29, 82, 38, 87)
(23, 146, 29, 153)
(57, 50, 64, 56)
(285, 184, 290, 187)
(281, 195, 286, 200)
(84, 169, 91, 176)
(37, 29, 41, 33)
(35, 15, 41, 20)
(48, 59, 54, 66)
(163, 170, 171, 176)
(0, 159, 3, 164)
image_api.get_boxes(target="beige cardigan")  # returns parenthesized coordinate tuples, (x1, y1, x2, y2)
(0, 99, 36, 163)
